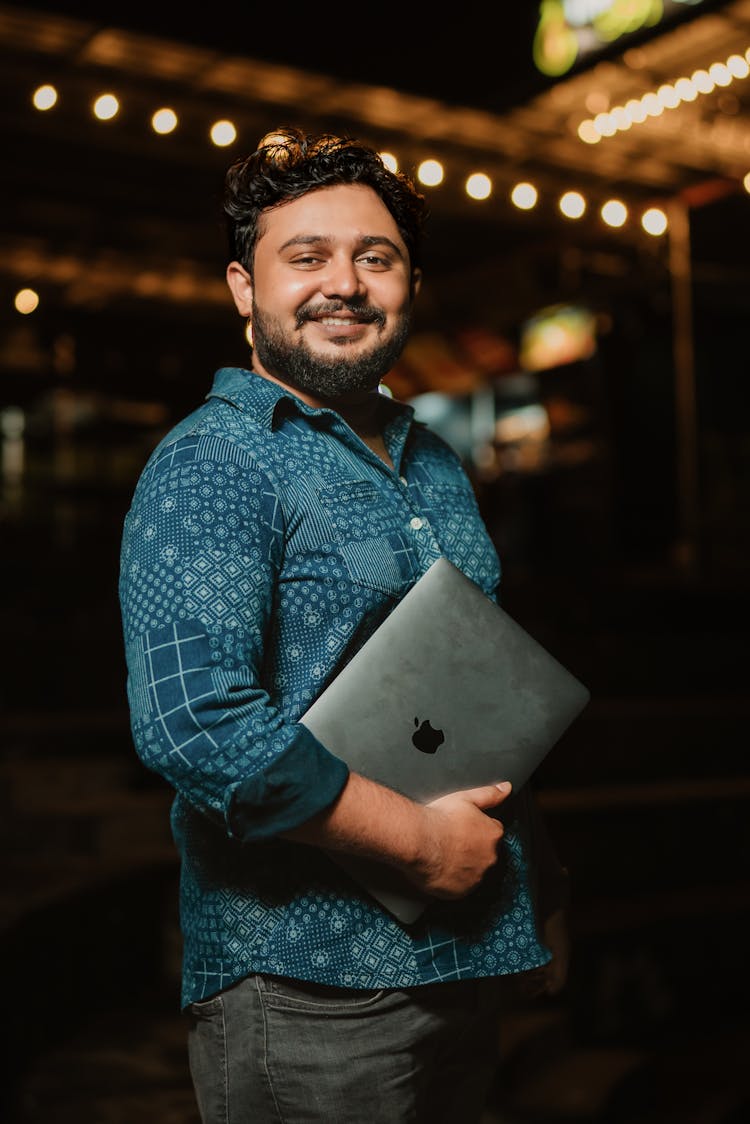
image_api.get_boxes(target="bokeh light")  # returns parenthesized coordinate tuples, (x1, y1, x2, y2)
(14, 288, 39, 314)
(641, 208, 668, 236)
(511, 182, 538, 210)
(601, 199, 628, 228)
(417, 159, 444, 187)
(466, 173, 492, 200)
(151, 108, 178, 135)
(559, 191, 586, 219)
(32, 84, 57, 110)
(93, 94, 119, 121)
(210, 120, 237, 147)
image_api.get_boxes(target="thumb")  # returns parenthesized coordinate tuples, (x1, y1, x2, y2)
(464, 781, 512, 809)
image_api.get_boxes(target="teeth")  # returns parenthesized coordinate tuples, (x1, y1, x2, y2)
(319, 317, 357, 326)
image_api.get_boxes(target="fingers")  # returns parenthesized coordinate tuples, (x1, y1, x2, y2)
(464, 780, 512, 809)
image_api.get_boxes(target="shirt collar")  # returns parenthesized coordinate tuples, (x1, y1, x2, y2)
(205, 366, 416, 431)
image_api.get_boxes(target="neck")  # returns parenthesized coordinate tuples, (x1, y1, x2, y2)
(334, 393, 383, 435)
(251, 366, 392, 467)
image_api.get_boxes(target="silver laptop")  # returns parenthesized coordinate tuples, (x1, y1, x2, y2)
(300, 556, 589, 923)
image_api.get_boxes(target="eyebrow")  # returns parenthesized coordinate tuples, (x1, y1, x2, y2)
(278, 234, 406, 260)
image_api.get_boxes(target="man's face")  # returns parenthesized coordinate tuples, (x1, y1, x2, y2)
(227, 183, 420, 401)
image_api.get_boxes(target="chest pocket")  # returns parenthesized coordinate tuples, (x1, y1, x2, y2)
(318, 480, 418, 598)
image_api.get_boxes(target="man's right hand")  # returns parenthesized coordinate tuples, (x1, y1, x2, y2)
(406, 782, 513, 900)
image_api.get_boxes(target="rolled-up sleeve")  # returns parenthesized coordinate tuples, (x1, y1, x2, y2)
(118, 432, 349, 840)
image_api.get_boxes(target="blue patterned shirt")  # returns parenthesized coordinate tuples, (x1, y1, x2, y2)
(119, 367, 554, 1008)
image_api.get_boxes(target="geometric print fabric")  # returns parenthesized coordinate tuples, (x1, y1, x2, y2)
(119, 367, 551, 1007)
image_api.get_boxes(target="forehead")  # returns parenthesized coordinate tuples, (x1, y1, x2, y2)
(257, 183, 405, 251)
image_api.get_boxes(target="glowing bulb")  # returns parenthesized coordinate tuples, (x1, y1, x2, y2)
(417, 159, 444, 187)
(511, 182, 538, 210)
(559, 191, 586, 219)
(379, 151, 398, 173)
(691, 69, 714, 94)
(656, 85, 679, 110)
(210, 120, 237, 147)
(577, 119, 600, 144)
(601, 199, 627, 228)
(743, 171, 750, 195)
(93, 93, 119, 120)
(594, 111, 616, 136)
(641, 208, 668, 236)
(625, 99, 647, 124)
(14, 288, 39, 314)
(611, 106, 631, 131)
(32, 84, 57, 110)
(641, 93, 662, 117)
(674, 78, 697, 102)
(709, 63, 732, 88)
(466, 173, 492, 200)
(152, 108, 178, 135)
(727, 54, 750, 80)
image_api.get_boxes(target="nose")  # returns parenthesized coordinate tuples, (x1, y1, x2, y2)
(320, 255, 366, 300)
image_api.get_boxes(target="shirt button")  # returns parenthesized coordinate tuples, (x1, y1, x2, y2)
(409, 516, 424, 531)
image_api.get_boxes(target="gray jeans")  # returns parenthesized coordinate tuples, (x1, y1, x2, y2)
(187, 973, 507, 1124)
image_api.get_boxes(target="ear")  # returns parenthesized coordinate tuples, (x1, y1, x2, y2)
(410, 268, 422, 301)
(226, 261, 254, 316)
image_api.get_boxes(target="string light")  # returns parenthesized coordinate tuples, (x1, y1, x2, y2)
(151, 108, 178, 135)
(601, 199, 628, 228)
(19, 83, 722, 243)
(93, 94, 119, 121)
(708, 62, 732, 88)
(466, 173, 492, 201)
(559, 191, 586, 219)
(32, 84, 57, 110)
(416, 159, 444, 187)
(14, 288, 39, 314)
(727, 54, 750, 79)
(642, 208, 668, 236)
(210, 119, 237, 147)
(511, 183, 538, 210)
(578, 45, 750, 142)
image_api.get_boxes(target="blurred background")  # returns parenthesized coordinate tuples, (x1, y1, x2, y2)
(1, 2, 748, 1121)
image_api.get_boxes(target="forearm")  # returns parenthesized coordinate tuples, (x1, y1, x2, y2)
(284, 772, 513, 900)
(284, 771, 428, 870)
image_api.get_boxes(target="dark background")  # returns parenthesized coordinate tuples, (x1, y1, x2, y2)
(1, 3, 748, 1122)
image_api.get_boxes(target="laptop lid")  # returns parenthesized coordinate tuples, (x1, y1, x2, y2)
(299, 555, 589, 922)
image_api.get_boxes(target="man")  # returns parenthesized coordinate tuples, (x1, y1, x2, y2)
(119, 126, 569, 1124)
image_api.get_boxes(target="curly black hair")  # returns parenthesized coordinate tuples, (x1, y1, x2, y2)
(223, 126, 427, 275)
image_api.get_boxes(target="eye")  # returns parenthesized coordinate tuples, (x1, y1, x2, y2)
(356, 253, 390, 269)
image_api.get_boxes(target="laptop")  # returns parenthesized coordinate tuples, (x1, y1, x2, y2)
(299, 555, 589, 923)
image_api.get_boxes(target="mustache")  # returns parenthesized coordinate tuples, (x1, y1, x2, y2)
(296, 300, 386, 329)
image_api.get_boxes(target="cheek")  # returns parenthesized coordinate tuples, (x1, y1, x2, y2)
(374, 279, 413, 317)
(256, 272, 319, 313)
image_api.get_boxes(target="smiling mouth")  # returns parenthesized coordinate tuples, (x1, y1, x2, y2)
(307, 318, 372, 343)
(297, 303, 386, 331)
(316, 315, 363, 326)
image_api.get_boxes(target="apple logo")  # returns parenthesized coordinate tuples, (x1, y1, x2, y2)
(412, 716, 445, 754)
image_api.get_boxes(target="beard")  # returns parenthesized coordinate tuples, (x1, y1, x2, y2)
(250, 297, 412, 400)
